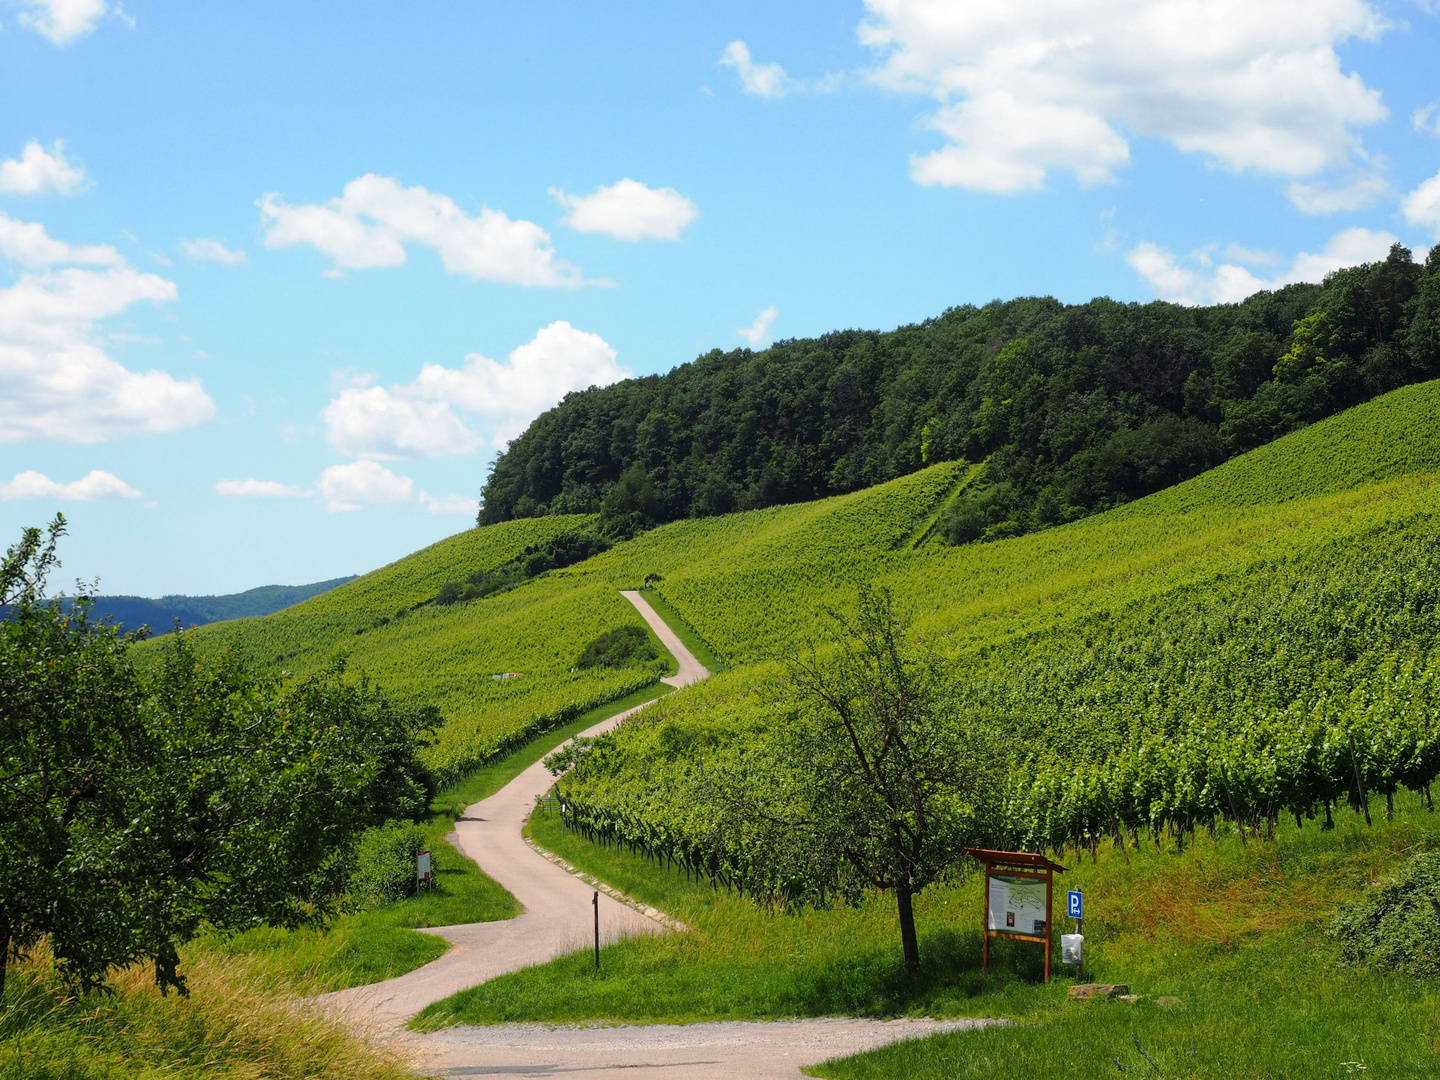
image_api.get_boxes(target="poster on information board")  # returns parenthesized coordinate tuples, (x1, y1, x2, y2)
(987, 873, 1049, 937)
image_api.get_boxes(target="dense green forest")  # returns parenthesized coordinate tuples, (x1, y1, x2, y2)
(480, 245, 1440, 543)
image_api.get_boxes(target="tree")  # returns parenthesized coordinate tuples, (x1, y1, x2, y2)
(0, 517, 436, 997)
(728, 586, 1004, 972)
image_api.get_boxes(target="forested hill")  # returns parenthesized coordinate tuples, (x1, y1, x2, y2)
(80, 576, 357, 634)
(480, 244, 1440, 543)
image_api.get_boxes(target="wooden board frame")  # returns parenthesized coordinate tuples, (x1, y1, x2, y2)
(965, 848, 1067, 984)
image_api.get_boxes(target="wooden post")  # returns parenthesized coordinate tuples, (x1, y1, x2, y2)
(982, 866, 991, 975)
(1044, 866, 1053, 984)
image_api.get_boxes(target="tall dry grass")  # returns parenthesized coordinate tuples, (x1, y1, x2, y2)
(0, 944, 411, 1080)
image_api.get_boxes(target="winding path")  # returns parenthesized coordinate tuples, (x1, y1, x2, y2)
(322, 591, 995, 1077)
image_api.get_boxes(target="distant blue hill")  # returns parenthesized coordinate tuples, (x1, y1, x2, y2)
(76, 576, 358, 635)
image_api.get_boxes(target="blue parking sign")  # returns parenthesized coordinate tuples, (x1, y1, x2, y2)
(1067, 890, 1083, 919)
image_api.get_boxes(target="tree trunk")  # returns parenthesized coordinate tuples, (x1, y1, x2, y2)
(0, 909, 9, 1002)
(896, 882, 920, 974)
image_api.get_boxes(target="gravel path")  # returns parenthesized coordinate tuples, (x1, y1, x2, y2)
(404, 1017, 1005, 1078)
(321, 591, 992, 1076)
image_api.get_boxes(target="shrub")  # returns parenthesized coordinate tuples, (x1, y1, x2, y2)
(1329, 852, 1440, 977)
(519, 531, 611, 577)
(435, 581, 463, 605)
(576, 625, 658, 670)
(349, 822, 429, 908)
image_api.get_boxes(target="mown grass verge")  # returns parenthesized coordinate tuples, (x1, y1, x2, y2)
(416, 793, 1440, 1080)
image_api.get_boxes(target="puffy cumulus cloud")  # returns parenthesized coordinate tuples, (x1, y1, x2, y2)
(551, 179, 698, 242)
(180, 237, 247, 265)
(0, 141, 86, 196)
(0, 215, 214, 444)
(316, 461, 413, 513)
(260, 174, 580, 285)
(737, 306, 778, 348)
(1401, 170, 1440, 241)
(420, 491, 480, 516)
(323, 386, 481, 460)
(15, 0, 109, 45)
(720, 41, 792, 98)
(1128, 226, 1399, 305)
(1, 469, 141, 501)
(859, 0, 1389, 195)
(215, 479, 305, 497)
(323, 321, 629, 459)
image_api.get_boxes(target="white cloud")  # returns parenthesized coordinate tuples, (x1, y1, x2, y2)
(1401, 169, 1440, 240)
(323, 320, 629, 459)
(0, 213, 213, 444)
(737, 306, 778, 348)
(551, 179, 698, 242)
(1, 469, 141, 501)
(215, 479, 305, 497)
(317, 461, 413, 513)
(1128, 226, 1399, 305)
(420, 491, 480, 516)
(0, 211, 119, 266)
(0, 141, 86, 195)
(1414, 102, 1440, 137)
(323, 386, 482, 460)
(260, 174, 580, 286)
(1286, 173, 1391, 214)
(15, 0, 108, 44)
(180, 237, 247, 265)
(859, 0, 1389, 194)
(720, 40, 792, 98)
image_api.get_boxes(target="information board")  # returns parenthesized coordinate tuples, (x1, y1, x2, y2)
(987, 873, 1048, 937)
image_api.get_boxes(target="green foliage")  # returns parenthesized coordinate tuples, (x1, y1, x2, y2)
(1329, 851, 1440, 977)
(1, 520, 436, 996)
(576, 625, 659, 670)
(599, 463, 664, 538)
(481, 246, 1437, 548)
(348, 823, 430, 908)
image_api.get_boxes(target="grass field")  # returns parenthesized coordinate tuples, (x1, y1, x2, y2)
(412, 791, 1440, 1079)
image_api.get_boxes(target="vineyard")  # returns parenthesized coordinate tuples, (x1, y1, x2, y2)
(166, 381, 1440, 847)
(550, 381, 1440, 896)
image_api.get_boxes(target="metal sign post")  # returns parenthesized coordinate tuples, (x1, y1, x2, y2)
(965, 848, 1067, 983)
(1063, 889, 1084, 977)
(592, 890, 600, 970)
(416, 850, 432, 893)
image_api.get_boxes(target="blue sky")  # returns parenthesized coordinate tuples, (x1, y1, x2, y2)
(2, 0, 1438, 596)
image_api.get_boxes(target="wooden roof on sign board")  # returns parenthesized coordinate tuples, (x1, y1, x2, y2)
(964, 848, 1067, 873)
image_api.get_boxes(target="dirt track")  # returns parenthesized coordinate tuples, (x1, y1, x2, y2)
(322, 591, 993, 1077)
